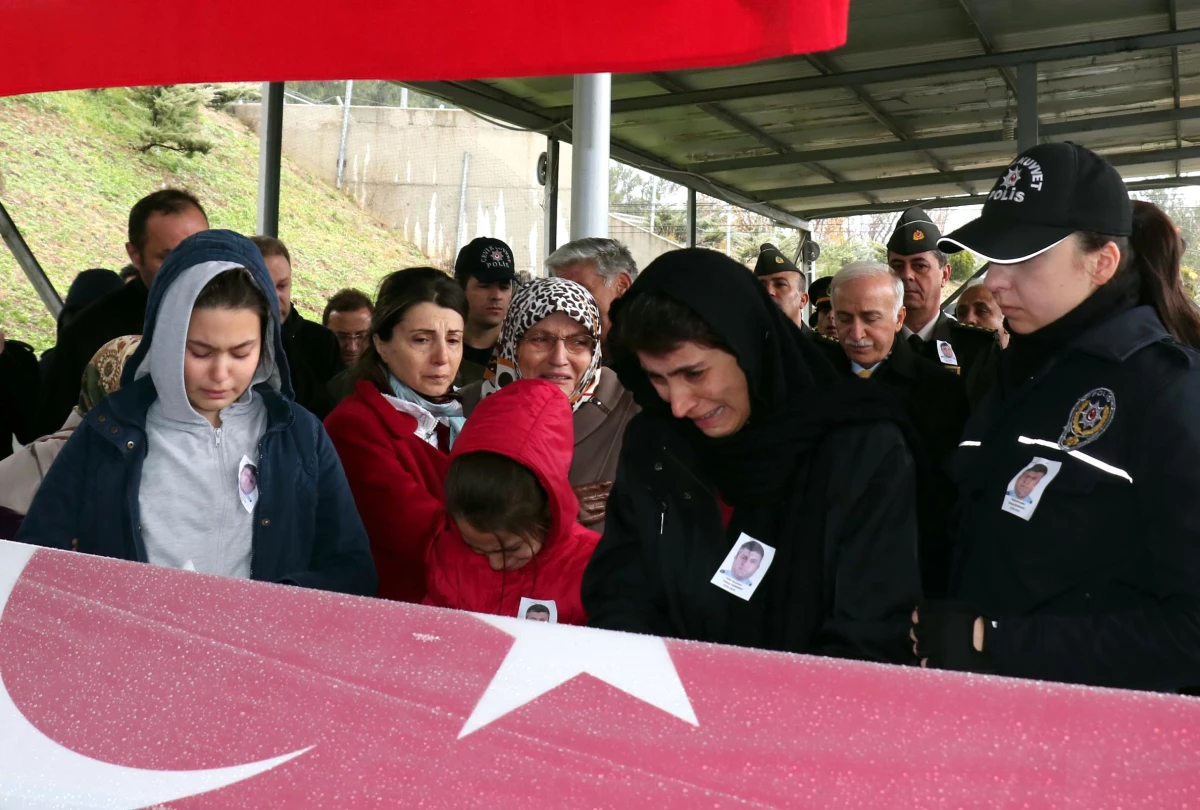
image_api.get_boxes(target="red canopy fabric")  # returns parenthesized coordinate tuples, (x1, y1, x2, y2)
(1, 539, 1199, 808)
(0, 0, 849, 98)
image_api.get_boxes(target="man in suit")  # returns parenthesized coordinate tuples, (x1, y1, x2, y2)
(830, 261, 969, 596)
(887, 207, 998, 406)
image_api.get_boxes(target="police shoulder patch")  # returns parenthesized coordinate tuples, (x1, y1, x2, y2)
(1059, 387, 1116, 450)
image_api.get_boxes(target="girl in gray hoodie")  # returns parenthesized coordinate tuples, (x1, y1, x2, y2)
(18, 230, 377, 596)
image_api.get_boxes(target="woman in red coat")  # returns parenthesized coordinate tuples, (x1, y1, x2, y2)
(426, 378, 600, 625)
(324, 267, 467, 602)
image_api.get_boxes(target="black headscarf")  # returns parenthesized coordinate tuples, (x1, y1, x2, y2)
(610, 249, 910, 509)
(610, 250, 927, 655)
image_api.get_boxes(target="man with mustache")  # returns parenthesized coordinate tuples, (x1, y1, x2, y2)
(831, 261, 968, 597)
(887, 207, 999, 405)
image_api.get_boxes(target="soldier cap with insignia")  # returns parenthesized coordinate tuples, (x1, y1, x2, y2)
(809, 275, 833, 311)
(754, 243, 801, 278)
(887, 206, 943, 257)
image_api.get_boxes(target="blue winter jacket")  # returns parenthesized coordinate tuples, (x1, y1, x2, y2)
(16, 230, 377, 597)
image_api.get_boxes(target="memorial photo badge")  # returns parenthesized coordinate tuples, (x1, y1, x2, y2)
(1001, 457, 1062, 521)
(1059, 387, 1116, 450)
(518, 597, 557, 623)
(711, 533, 776, 601)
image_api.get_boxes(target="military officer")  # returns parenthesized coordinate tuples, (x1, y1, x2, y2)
(887, 207, 999, 405)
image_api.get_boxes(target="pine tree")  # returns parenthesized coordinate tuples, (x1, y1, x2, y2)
(129, 85, 214, 156)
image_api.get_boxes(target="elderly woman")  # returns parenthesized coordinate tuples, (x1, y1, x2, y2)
(460, 277, 638, 530)
(325, 267, 470, 602)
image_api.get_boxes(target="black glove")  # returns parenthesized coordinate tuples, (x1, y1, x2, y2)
(912, 600, 994, 674)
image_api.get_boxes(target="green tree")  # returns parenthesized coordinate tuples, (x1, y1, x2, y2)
(814, 239, 885, 278)
(129, 85, 214, 156)
(948, 250, 977, 283)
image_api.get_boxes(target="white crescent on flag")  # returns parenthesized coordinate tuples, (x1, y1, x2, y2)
(0, 542, 310, 810)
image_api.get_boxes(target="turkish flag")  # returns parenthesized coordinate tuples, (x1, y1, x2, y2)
(2, 539, 1199, 809)
(0, 0, 849, 99)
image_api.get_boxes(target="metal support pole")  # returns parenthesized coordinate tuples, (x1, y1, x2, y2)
(256, 81, 284, 237)
(569, 73, 611, 240)
(335, 79, 354, 189)
(1017, 63, 1039, 153)
(686, 188, 697, 247)
(725, 204, 733, 257)
(0, 199, 61, 318)
(455, 152, 471, 253)
(544, 137, 560, 264)
(401, 87, 409, 108)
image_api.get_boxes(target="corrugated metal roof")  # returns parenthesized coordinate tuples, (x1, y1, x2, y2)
(409, 0, 1200, 227)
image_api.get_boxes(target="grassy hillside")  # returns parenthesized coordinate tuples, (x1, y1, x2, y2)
(0, 89, 429, 350)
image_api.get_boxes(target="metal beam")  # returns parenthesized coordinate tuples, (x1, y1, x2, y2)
(543, 136, 560, 265)
(256, 81, 284, 237)
(686, 188, 698, 247)
(1170, 0, 1183, 177)
(690, 106, 1200, 174)
(801, 176, 1200, 221)
(957, 0, 1019, 98)
(1017, 63, 1039, 153)
(0, 198, 61, 317)
(541, 28, 1200, 117)
(646, 72, 880, 206)
(806, 53, 977, 196)
(405, 80, 810, 230)
(767, 144, 1200, 203)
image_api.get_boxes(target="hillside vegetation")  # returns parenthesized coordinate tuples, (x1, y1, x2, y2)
(0, 89, 428, 350)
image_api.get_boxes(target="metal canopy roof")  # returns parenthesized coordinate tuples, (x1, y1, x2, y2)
(408, 0, 1200, 229)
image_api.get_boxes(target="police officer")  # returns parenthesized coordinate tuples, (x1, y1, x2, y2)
(829, 261, 968, 596)
(755, 244, 810, 332)
(911, 142, 1200, 692)
(888, 207, 998, 405)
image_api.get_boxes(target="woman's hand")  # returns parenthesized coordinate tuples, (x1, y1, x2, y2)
(574, 481, 614, 526)
(910, 602, 992, 673)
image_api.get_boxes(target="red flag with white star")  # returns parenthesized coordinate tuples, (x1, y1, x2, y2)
(1, 540, 1198, 808)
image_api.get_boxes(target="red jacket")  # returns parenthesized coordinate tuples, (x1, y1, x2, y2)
(424, 379, 599, 625)
(324, 380, 450, 602)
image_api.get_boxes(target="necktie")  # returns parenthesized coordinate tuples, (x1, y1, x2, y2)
(857, 369, 873, 379)
(908, 334, 924, 352)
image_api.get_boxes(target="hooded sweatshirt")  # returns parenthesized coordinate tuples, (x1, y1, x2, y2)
(423, 379, 600, 624)
(133, 259, 283, 577)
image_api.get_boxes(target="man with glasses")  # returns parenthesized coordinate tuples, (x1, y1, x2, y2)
(323, 288, 374, 368)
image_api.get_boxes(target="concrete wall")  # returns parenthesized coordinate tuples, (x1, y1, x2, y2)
(232, 104, 679, 274)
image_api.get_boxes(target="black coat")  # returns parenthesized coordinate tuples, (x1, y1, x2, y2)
(0, 338, 41, 459)
(834, 337, 970, 597)
(280, 307, 344, 420)
(582, 409, 922, 663)
(36, 279, 148, 436)
(951, 306, 1200, 691)
(907, 312, 1000, 408)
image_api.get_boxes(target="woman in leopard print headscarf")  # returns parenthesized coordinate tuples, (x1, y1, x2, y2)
(462, 277, 639, 532)
(479, 277, 603, 409)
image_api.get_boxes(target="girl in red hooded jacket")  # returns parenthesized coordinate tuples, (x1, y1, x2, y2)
(424, 378, 600, 625)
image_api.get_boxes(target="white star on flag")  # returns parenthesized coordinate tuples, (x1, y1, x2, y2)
(459, 614, 699, 738)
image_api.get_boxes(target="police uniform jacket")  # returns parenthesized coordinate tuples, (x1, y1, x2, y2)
(907, 312, 999, 407)
(950, 305, 1200, 691)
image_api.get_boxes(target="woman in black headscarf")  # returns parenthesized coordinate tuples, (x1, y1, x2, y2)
(581, 248, 922, 663)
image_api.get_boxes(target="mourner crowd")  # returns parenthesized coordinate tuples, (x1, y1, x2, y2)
(3, 141, 1200, 693)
